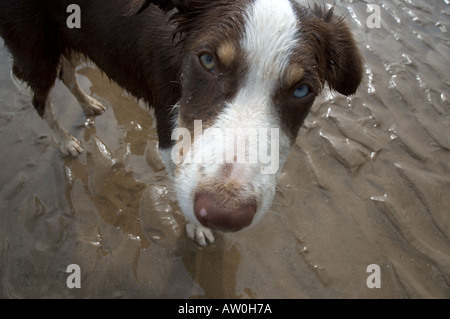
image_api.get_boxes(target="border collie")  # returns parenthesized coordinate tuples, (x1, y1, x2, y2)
(0, 0, 363, 246)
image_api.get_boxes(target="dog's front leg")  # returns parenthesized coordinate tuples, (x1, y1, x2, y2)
(158, 146, 175, 178)
(158, 146, 215, 246)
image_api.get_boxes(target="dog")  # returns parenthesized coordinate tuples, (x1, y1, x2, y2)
(0, 0, 363, 246)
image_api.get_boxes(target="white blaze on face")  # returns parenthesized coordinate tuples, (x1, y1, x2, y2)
(214, 0, 298, 161)
(241, 0, 300, 95)
(174, 0, 300, 227)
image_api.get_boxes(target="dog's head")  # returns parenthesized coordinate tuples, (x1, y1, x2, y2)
(151, 0, 363, 233)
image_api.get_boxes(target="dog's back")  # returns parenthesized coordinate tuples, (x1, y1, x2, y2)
(2, 1, 176, 101)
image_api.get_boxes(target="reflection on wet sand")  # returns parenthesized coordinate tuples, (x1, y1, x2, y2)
(0, 0, 449, 298)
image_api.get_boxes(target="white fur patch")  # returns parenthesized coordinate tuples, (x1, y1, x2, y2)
(159, 146, 175, 178)
(10, 69, 33, 97)
(241, 0, 300, 93)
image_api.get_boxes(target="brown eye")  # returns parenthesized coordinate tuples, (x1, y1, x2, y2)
(199, 53, 215, 72)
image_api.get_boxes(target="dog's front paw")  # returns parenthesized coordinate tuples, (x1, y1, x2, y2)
(186, 223, 215, 246)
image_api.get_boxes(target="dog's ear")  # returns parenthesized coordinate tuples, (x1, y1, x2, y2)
(137, 1, 220, 43)
(136, 0, 213, 15)
(168, 1, 228, 40)
(136, 0, 175, 14)
(308, 5, 364, 96)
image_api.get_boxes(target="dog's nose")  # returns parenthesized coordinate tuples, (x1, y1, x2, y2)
(194, 192, 256, 232)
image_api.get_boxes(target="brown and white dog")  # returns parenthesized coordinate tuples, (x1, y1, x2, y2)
(0, 0, 363, 245)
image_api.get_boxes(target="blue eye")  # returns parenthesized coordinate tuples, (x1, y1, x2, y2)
(199, 54, 215, 72)
(293, 84, 310, 98)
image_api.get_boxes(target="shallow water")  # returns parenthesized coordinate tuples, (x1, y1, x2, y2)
(0, 0, 449, 298)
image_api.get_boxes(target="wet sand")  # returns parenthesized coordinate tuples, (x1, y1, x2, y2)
(1, 0, 449, 298)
